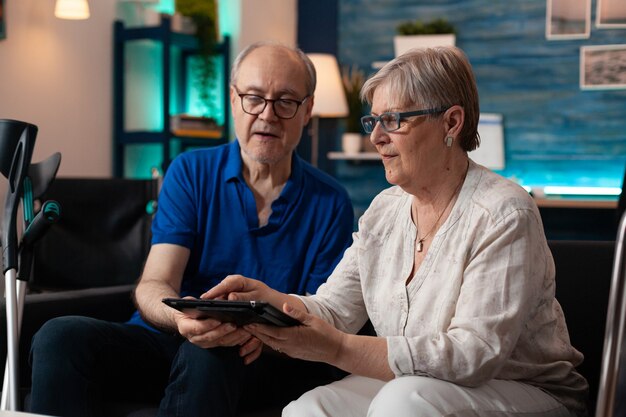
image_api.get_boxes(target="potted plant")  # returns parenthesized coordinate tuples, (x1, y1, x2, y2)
(176, 0, 218, 119)
(341, 65, 366, 154)
(394, 18, 456, 57)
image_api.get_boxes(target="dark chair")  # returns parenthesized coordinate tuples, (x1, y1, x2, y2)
(0, 177, 158, 411)
(550, 240, 615, 414)
(30, 177, 157, 291)
(594, 213, 626, 417)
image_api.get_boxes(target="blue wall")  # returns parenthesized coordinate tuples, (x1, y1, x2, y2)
(331, 0, 626, 216)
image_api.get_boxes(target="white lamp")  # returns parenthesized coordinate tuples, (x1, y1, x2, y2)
(55, 0, 90, 20)
(307, 54, 349, 166)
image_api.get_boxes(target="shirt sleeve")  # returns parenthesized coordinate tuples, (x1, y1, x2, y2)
(387, 206, 551, 386)
(151, 154, 199, 248)
(304, 196, 355, 295)
(299, 206, 373, 335)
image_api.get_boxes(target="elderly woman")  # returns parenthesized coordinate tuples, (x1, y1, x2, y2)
(204, 47, 588, 417)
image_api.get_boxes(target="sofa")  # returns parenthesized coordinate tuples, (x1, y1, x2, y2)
(549, 240, 615, 413)
(0, 231, 617, 415)
(0, 177, 156, 414)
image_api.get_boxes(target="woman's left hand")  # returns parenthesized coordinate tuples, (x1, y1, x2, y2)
(244, 302, 346, 364)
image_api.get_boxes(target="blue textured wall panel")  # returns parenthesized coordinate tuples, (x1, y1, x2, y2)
(336, 0, 626, 196)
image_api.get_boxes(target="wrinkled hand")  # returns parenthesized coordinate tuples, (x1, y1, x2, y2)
(174, 311, 263, 365)
(244, 303, 346, 364)
(201, 275, 272, 302)
(197, 275, 283, 365)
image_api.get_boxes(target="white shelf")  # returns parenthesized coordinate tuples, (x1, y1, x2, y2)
(327, 152, 381, 161)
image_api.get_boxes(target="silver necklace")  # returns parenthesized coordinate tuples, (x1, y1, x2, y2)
(414, 166, 467, 252)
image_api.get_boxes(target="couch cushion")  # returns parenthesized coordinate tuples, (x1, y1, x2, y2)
(550, 240, 615, 410)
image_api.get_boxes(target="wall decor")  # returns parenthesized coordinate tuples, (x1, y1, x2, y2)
(580, 44, 626, 90)
(0, 0, 5, 40)
(338, 0, 626, 199)
(546, 0, 591, 39)
(471, 113, 505, 170)
(596, 0, 626, 28)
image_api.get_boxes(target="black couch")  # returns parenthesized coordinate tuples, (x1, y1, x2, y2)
(0, 177, 155, 414)
(1, 239, 617, 416)
(550, 240, 615, 413)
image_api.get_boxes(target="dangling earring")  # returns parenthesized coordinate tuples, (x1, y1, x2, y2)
(445, 136, 454, 147)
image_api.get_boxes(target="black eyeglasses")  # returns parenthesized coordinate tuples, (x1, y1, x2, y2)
(235, 88, 310, 120)
(360, 107, 450, 133)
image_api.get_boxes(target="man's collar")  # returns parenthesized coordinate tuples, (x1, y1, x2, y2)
(281, 152, 302, 202)
(224, 140, 304, 202)
(224, 140, 243, 182)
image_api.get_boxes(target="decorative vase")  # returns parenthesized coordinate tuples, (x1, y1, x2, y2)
(342, 133, 362, 154)
(393, 34, 456, 57)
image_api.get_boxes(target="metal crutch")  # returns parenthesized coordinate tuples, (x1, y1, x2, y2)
(1, 153, 61, 410)
(0, 120, 37, 411)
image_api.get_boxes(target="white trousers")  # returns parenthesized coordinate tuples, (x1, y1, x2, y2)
(282, 375, 576, 417)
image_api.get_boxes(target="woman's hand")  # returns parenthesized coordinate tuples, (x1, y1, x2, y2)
(244, 302, 347, 365)
(199, 274, 304, 365)
(201, 274, 273, 302)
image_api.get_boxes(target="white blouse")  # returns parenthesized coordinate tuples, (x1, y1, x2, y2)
(298, 160, 588, 414)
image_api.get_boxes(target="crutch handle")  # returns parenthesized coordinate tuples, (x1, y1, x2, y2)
(21, 200, 61, 247)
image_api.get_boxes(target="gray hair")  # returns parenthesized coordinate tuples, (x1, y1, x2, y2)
(361, 46, 480, 152)
(230, 41, 317, 96)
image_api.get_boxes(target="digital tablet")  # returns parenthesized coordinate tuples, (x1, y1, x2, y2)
(162, 298, 300, 327)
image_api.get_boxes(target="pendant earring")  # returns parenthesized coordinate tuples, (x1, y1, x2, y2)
(445, 136, 454, 147)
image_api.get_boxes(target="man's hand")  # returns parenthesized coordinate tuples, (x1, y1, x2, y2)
(174, 311, 263, 364)
(200, 274, 308, 364)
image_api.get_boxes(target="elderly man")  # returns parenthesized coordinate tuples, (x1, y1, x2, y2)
(29, 42, 353, 417)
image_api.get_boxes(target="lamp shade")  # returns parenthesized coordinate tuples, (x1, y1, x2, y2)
(307, 54, 349, 118)
(55, 0, 90, 20)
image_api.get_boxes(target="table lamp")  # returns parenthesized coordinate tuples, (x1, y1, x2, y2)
(307, 54, 349, 166)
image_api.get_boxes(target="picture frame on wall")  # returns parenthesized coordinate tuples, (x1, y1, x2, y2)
(596, 0, 626, 28)
(0, 0, 5, 40)
(546, 0, 591, 40)
(580, 45, 626, 90)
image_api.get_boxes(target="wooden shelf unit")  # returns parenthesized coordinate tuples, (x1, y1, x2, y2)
(113, 17, 230, 177)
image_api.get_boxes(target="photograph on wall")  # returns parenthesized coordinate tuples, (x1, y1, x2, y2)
(596, 0, 626, 28)
(0, 0, 5, 40)
(580, 44, 626, 90)
(546, 0, 591, 40)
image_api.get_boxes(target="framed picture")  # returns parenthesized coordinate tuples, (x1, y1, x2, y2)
(596, 0, 626, 28)
(580, 44, 626, 90)
(0, 0, 5, 40)
(546, 0, 591, 40)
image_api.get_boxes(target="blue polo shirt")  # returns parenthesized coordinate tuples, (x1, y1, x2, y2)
(128, 140, 353, 329)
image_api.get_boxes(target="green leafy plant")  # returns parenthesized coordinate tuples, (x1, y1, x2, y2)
(342, 65, 366, 133)
(176, 0, 218, 118)
(396, 18, 455, 36)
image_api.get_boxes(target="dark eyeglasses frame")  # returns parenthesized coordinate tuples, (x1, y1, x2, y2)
(235, 88, 310, 120)
(361, 107, 450, 133)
